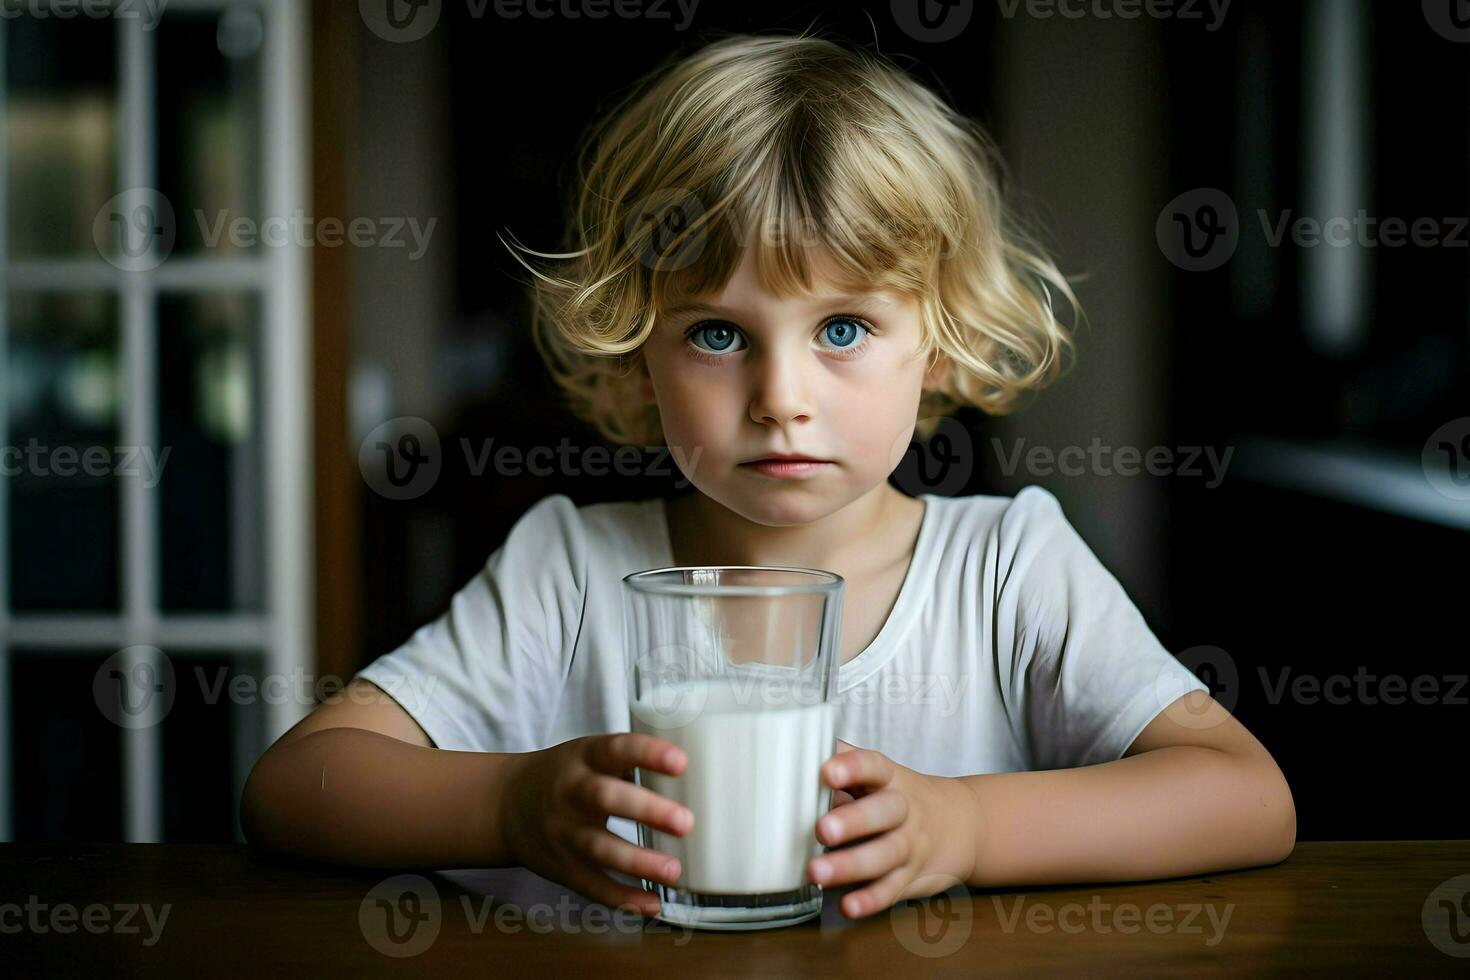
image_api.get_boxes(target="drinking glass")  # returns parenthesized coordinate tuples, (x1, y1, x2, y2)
(622, 566, 844, 931)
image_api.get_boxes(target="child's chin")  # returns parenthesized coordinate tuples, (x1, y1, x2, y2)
(725, 488, 845, 527)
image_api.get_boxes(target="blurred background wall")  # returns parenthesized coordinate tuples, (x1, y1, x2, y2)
(1, 0, 1465, 844)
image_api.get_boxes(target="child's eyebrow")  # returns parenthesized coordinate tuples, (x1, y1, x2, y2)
(662, 294, 889, 319)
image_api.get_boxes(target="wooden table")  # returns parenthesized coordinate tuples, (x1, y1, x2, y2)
(3, 842, 1467, 975)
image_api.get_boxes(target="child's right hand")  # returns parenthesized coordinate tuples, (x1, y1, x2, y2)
(499, 733, 693, 916)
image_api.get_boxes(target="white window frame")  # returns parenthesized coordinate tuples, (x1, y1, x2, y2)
(0, 0, 313, 842)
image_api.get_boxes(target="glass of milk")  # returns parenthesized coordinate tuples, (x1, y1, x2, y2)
(622, 565, 843, 931)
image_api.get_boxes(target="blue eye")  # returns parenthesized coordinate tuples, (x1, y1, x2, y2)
(822, 318, 868, 349)
(689, 323, 745, 354)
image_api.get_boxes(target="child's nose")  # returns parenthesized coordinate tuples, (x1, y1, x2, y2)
(748, 353, 815, 426)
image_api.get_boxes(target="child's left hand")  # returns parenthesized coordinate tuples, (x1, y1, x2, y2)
(809, 739, 979, 919)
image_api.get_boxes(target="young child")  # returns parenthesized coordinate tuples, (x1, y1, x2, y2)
(241, 31, 1295, 922)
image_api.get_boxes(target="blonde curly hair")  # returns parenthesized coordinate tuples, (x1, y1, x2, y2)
(503, 30, 1081, 447)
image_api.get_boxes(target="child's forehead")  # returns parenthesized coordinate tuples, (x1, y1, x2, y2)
(658, 245, 902, 312)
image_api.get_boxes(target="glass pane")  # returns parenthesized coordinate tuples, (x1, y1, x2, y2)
(6, 292, 122, 611)
(157, 5, 264, 258)
(162, 650, 259, 841)
(158, 292, 263, 611)
(12, 651, 124, 842)
(4, 13, 119, 258)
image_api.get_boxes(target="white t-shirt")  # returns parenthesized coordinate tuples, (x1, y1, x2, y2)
(355, 485, 1208, 847)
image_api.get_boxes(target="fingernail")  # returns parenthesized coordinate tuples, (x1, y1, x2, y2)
(674, 808, 692, 833)
(810, 859, 831, 883)
(829, 763, 846, 783)
(820, 815, 840, 839)
(663, 859, 680, 881)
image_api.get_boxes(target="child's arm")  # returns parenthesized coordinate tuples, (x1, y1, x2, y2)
(810, 692, 1294, 918)
(240, 678, 692, 914)
(953, 691, 1296, 887)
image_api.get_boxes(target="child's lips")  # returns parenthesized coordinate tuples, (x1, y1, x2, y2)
(739, 458, 833, 478)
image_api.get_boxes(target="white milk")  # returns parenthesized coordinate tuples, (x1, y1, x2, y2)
(630, 676, 837, 895)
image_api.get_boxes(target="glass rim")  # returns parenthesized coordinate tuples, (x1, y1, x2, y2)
(622, 565, 843, 597)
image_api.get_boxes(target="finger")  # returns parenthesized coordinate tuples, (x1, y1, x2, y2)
(561, 857, 661, 916)
(815, 788, 908, 846)
(840, 865, 911, 919)
(823, 747, 896, 790)
(808, 830, 910, 887)
(570, 826, 681, 886)
(577, 774, 694, 835)
(588, 732, 687, 777)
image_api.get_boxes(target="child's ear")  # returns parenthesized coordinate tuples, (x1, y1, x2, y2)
(637, 357, 656, 403)
(923, 351, 950, 390)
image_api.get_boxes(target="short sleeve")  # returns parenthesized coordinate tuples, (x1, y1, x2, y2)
(997, 485, 1208, 769)
(354, 494, 587, 753)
